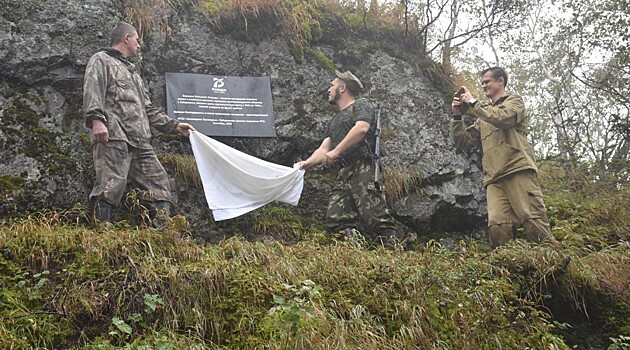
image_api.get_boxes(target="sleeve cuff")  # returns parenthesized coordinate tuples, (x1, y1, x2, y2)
(89, 115, 107, 123)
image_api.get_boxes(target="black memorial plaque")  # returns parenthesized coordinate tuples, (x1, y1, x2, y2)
(166, 73, 276, 137)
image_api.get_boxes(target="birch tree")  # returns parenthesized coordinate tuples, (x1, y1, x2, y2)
(487, 0, 629, 178)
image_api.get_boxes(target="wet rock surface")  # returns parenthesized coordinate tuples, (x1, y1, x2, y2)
(0, 0, 486, 240)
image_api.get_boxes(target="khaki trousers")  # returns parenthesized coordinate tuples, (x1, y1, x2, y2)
(486, 170, 553, 247)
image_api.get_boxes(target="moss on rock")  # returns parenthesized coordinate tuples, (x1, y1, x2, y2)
(558, 244, 630, 337)
(2, 97, 71, 171)
(0, 176, 26, 192)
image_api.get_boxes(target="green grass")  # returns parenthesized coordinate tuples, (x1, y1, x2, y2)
(1, 164, 628, 349)
(1, 212, 571, 349)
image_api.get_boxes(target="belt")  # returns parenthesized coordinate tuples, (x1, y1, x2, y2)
(334, 152, 369, 169)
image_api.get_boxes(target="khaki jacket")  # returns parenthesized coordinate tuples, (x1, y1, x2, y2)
(83, 49, 179, 149)
(451, 94, 538, 185)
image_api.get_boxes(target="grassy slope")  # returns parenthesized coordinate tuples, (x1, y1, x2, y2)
(1, 170, 628, 349)
(1, 1, 627, 348)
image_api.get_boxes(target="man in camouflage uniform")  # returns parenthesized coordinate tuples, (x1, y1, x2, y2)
(83, 21, 195, 225)
(451, 66, 557, 248)
(298, 70, 400, 247)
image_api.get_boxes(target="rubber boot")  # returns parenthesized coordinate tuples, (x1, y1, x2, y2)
(522, 218, 552, 244)
(94, 200, 113, 225)
(489, 224, 514, 248)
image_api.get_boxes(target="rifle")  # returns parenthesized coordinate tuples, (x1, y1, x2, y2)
(373, 103, 383, 191)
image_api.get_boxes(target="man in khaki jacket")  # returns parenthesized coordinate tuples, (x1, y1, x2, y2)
(451, 67, 557, 248)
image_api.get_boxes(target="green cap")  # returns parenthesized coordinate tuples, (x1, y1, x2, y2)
(335, 70, 364, 90)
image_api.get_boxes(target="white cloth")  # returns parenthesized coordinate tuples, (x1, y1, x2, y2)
(189, 131, 305, 221)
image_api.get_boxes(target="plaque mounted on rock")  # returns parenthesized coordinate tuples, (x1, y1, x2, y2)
(166, 73, 276, 137)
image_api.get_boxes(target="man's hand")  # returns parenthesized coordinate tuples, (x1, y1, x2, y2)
(175, 123, 196, 137)
(458, 86, 473, 104)
(91, 119, 109, 144)
(324, 149, 340, 166)
(297, 138, 331, 170)
(452, 86, 470, 116)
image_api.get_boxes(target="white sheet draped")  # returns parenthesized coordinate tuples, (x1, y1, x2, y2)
(189, 131, 305, 221)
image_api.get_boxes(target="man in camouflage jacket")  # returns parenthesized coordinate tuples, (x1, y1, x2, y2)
(298, 70, 400, 248)
(83, 21, 195, 225)
(451, 66, 557, 247)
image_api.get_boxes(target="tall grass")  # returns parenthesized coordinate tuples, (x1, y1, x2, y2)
(4, 161, 630, 348)
(0, 210, 571, 349)
(121, 0, 431, 60)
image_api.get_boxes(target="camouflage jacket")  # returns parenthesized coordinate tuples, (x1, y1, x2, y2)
(83, 48, 179, 149)
(451, 94, 538, 185)
(326, 98, 376, 160)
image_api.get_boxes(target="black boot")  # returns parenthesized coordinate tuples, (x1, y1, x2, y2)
(150, 201, 171, 231)
(338, 227, 354, 241)
(374, 229, 401, 250)
(94, 200, 113, 225)
(336, 228, 366, 247)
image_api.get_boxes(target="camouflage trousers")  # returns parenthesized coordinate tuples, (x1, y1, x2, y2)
(326, 157, 397, 236)
(90, 140, 172, 206)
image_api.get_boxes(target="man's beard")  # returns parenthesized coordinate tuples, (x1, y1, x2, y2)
(328, 87, 341, 105)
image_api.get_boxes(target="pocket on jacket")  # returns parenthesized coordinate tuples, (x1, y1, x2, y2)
(113, 78, 137, 102)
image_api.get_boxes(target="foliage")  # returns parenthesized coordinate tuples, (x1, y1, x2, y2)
(2, 167, 629, 348)
(539, 162, 630, 248)
(383, 164, 423, 202)
(453, 0, 630, 178)
(1, 208, 575, 349)
(159, 154, 202, 189)
(263, 279, 322, 347)
(306, 48, 336, 72)
(556, 243, 630, 338)
(608, 335, 630, 350)
(248, 205, 328, 241)
(122, 0, 323, 60)
(120, 0, 500, 63)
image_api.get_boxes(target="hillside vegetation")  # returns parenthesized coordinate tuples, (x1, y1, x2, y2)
(1, 164, 628, 349)
(1, 0, 628, 349)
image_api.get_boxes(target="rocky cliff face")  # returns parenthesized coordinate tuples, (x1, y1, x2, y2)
(0, 0, 486, 240)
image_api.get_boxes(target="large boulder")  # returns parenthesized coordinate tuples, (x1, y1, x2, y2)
(0, 0, 486, 240)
